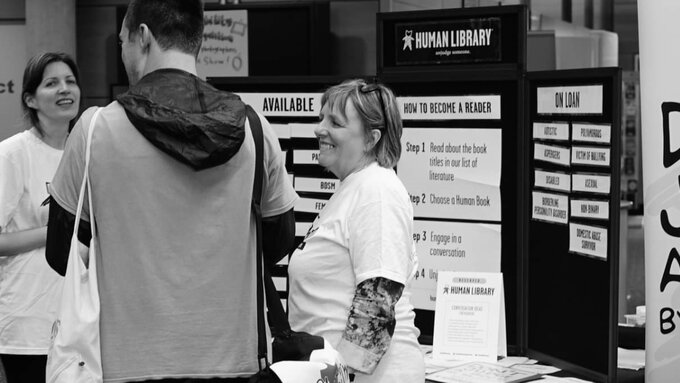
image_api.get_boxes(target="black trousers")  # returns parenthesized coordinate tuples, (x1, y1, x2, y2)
(0, 354, 47, 383)
(0, 354, 253, 383)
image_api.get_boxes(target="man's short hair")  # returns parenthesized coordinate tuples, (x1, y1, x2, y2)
(125, 0, 204, 57)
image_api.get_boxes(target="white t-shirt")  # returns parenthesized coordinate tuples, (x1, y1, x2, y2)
(288, 162, 424, 383)
(0, 130, 64, 354)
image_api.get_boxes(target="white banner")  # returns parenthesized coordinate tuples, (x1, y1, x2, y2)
(0, 23, 26, 142)
(639, 2, 680, 380)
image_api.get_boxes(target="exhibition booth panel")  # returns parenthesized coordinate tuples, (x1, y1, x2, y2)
(526, 67, 621, 382)
(208, 4, 622, 382)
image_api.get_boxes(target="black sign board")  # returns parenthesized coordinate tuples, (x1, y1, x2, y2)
(395, 17, 501, 66)
(378, 6, 526, 74)
(526, 67, 621, 383)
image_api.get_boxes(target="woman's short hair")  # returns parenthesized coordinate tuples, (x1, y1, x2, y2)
(21, 52, 80, 136)
(124, 0, 204, 58)
(320, 79, 402, 168)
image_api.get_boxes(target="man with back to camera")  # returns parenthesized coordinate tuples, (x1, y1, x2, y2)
(45, 0, 298, 381)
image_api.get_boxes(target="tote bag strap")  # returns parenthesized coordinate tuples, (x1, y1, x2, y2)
(72, 107, 101, 263)
(245, 105, 269, 369)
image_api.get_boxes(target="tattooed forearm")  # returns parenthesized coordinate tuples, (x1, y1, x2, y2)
(338, 277, 404, 373)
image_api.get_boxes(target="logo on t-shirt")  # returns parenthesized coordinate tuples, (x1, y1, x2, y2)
(297, 218, 319, 251)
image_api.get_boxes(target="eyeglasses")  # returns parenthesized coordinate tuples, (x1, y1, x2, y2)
(359, 83, 387, 130)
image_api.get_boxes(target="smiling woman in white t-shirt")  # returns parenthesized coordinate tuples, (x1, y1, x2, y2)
(288, 79, 425, 383)
(0, 52, 80, 383)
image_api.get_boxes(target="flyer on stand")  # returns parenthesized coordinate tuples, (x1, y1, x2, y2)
(433, 271, 505, 363)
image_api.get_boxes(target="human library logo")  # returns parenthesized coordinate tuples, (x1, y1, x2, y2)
(402, 28, 494, 51)
(394, 17, 501, 66)
(402, 30, 414, 51)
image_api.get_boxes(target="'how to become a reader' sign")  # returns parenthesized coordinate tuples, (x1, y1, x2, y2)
(397, 95, 501, 120)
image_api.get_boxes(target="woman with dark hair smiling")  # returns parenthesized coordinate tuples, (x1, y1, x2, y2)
(0, 52, 80, 382)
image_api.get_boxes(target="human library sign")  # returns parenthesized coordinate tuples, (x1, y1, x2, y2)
(395, 17, 501, 65)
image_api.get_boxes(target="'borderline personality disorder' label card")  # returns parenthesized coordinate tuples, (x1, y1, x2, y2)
(532, 191, 569, 225)
(398, 128, 501, 221)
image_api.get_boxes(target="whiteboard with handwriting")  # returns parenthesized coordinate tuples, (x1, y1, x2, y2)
(198, 10, 248, 78)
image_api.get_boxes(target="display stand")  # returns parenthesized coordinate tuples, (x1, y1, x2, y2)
(210, 6, 622, 382)
(526, 68, 621, 383)
(377, 5, 528, 355)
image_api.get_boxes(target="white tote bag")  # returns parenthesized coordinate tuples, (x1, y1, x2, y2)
(46, 108, 103, 383)
(268, 340, 349, 383)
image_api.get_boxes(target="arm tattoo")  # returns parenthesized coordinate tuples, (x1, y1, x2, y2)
(339, 276, 404, 373)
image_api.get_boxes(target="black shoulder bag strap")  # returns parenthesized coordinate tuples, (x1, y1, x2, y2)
(246, 104, 269, 370)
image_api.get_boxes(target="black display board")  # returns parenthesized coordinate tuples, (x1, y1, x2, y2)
(382, 76, 525, 355)
(208, 2, 330, 76)
(378, 5, 526, 76)
(116, 2, 330, 84)
(377, 5, 528, 355)
(526, 68, 621, 383)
